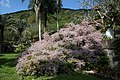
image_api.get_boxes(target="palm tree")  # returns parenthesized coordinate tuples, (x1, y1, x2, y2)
(56, 0, 61, 31)
(0, 15, 14, 52)
(22, 0, 42, 41)
(41, 0, 62, 32)
(2, 13, 31, 43)
(15, 15, 28, 43)
(22, 0, 62, 41)
(41, 0, 54, 32)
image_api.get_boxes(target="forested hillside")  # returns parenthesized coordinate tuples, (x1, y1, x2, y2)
(3, 8, 90, 44)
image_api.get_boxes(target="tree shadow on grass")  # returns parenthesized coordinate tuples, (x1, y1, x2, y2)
(0, 58, 16, 67)
(46, 72, 117, 80)
(90, 74, 117, 80)
(46, 73, 105, 80)
(0, 55, 3, 57)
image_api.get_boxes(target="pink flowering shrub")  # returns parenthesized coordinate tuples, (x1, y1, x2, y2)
(16, 21, 104, 76)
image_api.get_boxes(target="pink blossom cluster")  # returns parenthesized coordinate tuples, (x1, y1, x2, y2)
(16, 21, 103, 76)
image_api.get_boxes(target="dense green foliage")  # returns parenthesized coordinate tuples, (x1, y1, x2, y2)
(2, 9, 86, 52)
(5, 8, 85, 34)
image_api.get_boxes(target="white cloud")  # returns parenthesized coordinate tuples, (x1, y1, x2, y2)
(0, 0, 10, 8)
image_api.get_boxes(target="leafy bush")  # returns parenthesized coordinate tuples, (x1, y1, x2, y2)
(16, 21, 105, 76)
(15, 43, 25, 53)
(16, 51, 85, 76)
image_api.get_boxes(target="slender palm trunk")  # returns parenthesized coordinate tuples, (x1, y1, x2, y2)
(35, 9, 39, 25)
(0, 29, 2, 52)
(0, 26, 4, 52)
(39, 15, 42, 42)
(18, 30, 23, 43)
(35, 9, 42, 41)
(34, 0, 41, 41)
(57, 10, 59, 31)
(56, 0, 59, 31)
(44, 10, 47, 32)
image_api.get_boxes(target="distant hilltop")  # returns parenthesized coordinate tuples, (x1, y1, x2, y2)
(3, 8, 92, 15)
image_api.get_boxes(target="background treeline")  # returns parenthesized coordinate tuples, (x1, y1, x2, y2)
(0, 8, 90, 52)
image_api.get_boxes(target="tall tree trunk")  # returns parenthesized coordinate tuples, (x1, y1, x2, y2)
(35, 11, 39, 24)
(0, 29, 2, 52)
(35, 7, 41, 41)
(56, 11, 59, 31)
(0, 26, 4, 52)
(44, 10, 47, 32)
(56, 0, 59, 31)
(39, 15, 42, 42)
(18, 30, 23, 43)
(34, 0, 41, 41)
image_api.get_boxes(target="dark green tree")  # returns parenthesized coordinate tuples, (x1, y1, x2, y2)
(12, 14, 28, 43)
(22, 0, 42, 41)
(0, 15, 3, 52)
(41, 0, 62, 32)
(22, 0, 62, 41)
(0, 15, 14, 52)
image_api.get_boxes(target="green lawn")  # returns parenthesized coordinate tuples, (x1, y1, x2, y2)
(0, 53, 104, 80)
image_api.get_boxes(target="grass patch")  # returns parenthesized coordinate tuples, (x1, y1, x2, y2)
(0, 53, 19, 80)
(0, 66, 19, 80)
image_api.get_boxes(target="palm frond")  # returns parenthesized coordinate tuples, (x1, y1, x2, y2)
(22, 0, 25, 3)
